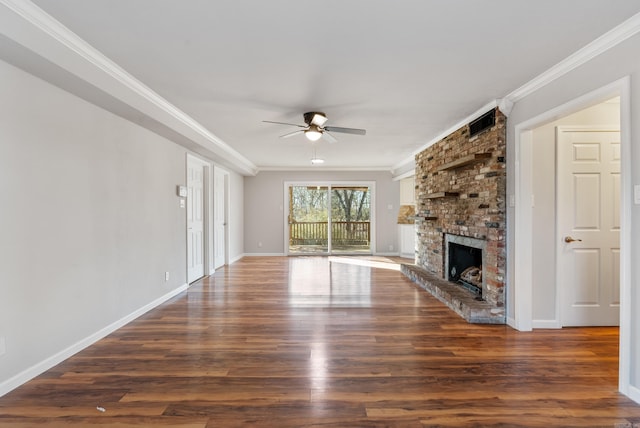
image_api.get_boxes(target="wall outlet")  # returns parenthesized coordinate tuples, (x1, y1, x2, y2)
(258, 241, 263, 248)
(389, 244, 394, 251)
(165, 272, 170, 281)
(0, 337, 6, 357)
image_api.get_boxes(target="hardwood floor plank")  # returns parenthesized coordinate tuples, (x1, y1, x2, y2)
(1, 256, 638, 426)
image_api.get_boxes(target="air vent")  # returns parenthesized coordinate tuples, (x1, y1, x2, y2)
(469, 109, 495, 138)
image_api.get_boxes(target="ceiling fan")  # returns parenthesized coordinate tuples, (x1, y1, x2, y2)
(263, 112, 366, 143)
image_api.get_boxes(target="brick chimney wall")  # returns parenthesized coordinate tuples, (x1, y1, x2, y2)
(414, 108, 506, 307)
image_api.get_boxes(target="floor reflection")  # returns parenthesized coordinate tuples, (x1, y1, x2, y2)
(328, 255, 402, 271)
(287, 257, 393, 307)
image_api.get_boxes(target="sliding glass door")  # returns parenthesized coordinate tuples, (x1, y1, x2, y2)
(288, 185, 329, 254)
(330, 186, 371, 254)
(287, 182, 373, 255)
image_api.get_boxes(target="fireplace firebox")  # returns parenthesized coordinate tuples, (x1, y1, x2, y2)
(445, 234, 486, 298)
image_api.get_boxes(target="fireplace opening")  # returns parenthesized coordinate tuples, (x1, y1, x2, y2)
(447, 242, 483, 296)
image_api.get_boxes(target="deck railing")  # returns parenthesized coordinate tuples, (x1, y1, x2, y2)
(289, 221, 370, 246)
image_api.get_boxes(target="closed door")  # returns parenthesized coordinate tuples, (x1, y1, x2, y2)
(557, 127, 620, 326)
(213, 167, 227, 269)
(187, 157, 205, 283)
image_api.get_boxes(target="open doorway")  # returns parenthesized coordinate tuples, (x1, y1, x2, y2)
(512, 77, 632, 397)
(528, 99, 620, 327)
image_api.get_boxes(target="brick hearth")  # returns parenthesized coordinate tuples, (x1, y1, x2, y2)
(401, 264, 504, 324)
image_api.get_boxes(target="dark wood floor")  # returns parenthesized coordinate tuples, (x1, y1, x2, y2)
(1, 256, 639, 427)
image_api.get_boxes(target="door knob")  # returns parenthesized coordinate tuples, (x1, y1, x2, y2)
(564, 236, 582, 243)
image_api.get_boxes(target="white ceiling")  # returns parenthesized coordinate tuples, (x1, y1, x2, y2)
(19, 1, 640, 172)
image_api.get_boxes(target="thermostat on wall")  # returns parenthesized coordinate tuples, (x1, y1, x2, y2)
(177, 185, 188, 197)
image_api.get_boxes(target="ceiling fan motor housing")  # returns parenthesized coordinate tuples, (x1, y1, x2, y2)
(304, 112, 327, 126)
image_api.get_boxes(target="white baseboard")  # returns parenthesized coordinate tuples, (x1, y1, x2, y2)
(229, 254, 245, 264)
(208, 255, 246, 273)
(244, 252, 286, 257)
(506, 316, 517, 329)
(0, 283, 188, 398)
(627, 384, 640, 405)
(532, 319, 562, 329)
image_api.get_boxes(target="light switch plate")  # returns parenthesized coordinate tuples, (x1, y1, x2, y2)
(634, 184, 640, 205)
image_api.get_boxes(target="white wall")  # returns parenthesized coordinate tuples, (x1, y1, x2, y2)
(506, 32, 640, 400)
(531, 100, 620, 322)
(244, 171, 400, 255)
(0, 58, 191, 393)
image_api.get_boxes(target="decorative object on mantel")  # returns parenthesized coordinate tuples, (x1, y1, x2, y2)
(397, 204, 415, 224)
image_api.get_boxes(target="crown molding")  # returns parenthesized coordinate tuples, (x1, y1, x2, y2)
(392, 169, 415, 181)
(0, 0, 258, 176)
(391, 158, 416, 178)
(506, 11, 640, 103)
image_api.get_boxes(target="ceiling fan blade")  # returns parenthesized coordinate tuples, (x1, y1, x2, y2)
(263, 120, 306, 128)
(324, 126, 366, 136)
(322, 131, 338, 143)
(280, 129, 305, 139)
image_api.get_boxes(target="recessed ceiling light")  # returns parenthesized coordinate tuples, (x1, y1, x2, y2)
(311, 158, 325, 165)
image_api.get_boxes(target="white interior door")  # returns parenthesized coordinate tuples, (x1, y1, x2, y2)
(213, 167, 227, 269)
(187, 156, 205, 283)
(557, 127, 620, 326)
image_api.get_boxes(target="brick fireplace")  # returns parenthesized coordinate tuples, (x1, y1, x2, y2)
(401, 108, 506, 323)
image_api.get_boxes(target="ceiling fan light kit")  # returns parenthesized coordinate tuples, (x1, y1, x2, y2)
(304, 125, 323, 141)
